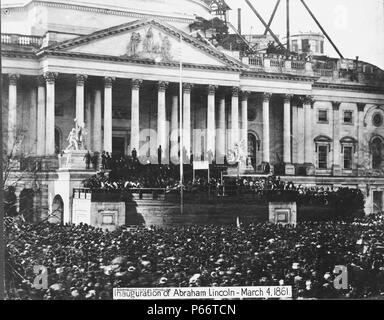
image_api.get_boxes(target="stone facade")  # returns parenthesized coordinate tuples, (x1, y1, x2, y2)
(2, 0, 384, 221)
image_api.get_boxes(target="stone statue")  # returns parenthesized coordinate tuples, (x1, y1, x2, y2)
(143, 27, 155, 54)
(127, 32, 141, 57)
(227, 140, 247, 165)
(66, 128, 78, 151)
(161, 35, 172, 61)
(65, 118, 86, 151)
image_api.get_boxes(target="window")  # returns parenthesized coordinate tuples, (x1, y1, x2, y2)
(343, 111, 353, 124)
(318, 110, 328, 122)
(320, 41, 324, 54)
(302, 39, 310, 52)
(343, 146, 353, 169)
(373, 113, 383, 127)
(292, 40, 298, 52)
(318, 146, 328, 169)
(371, 137, 383, 169)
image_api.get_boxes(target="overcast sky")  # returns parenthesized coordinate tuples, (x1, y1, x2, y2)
(226, 0, 384, 69)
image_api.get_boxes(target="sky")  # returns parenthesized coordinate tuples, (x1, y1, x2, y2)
(226, 0, 384, 69)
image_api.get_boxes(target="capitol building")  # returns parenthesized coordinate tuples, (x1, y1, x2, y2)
(2, 0, 384, 222)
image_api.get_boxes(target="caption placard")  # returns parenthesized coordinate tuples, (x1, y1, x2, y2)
(113, 286, 292, 300)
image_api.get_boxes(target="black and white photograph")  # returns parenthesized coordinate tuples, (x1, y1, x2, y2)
(1, 0, 384, 306)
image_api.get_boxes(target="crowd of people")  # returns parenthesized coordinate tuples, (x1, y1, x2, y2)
(83, 168, 364, 211)
(5, 215, 384, 300)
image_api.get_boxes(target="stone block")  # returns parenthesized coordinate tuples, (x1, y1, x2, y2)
(285, 163, 295, 175)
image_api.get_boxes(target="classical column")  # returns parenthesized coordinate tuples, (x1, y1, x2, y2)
(103, 77, 114, 153)
(36, 76, 46, 156)
(332, 101, 341, 175)
(44, 72, 58, 156)
(7, 74, 19, 154)
(76, 74, 87, 126)
(262, 93, 272, 164)
(297, 102, 305, 164)
(207, 85, 217, 162)
(291, 97, 298, 164)
(29, 85, 37, 155)
(231, 87, 239, 148)
(170, 95, 179, 162)
(284, 94, 294, 174)
(303, 96, 314, 169)
(157, 81, 168, 159)
(216, 95, 226, 164)
(93, 90, 102, 153)
(183, 83, 193, 162)
(357, 103, 366, 174)
(283, 94, 292, 163)
(85, 92, 92, 150)
(130, 79, 142, 155)
(241, 91, 249, 154)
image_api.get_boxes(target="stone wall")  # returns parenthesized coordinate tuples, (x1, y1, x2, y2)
(125, 198, 342, 227)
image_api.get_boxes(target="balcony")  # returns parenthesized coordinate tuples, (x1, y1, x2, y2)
(242, 53, 384, 86)
(1, 33, 43, 48)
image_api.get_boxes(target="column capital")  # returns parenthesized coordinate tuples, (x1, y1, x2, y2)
(104, 77, 116, 88)
(37, 75, 46, 87)
(283, 94, 294, 103)
(131, 79, 143, 90)
(357, 103, 366, 112)
(241, 91, 251, 101)
(231, 87, 240, 97)
(183, 83, 193, 94)
(332, 101, 341, 111)
(76, 74, 88, 86)
(303, 95, 314, 106)
(43, 72, 58, 84)
(8, 74, 20, 86)
(158, 81, 169, 92)
(207, 85, 218, 95)
(263, 92, 272, 102)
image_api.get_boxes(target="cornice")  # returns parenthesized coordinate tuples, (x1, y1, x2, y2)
(313, 82, 384, 94)
(41, 19, 244, 70)
(241, 71, 317, 83)
(3, 1, 196, 24)
(36, 49, 241, 72)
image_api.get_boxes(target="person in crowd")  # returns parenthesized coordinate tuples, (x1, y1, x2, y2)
(131, 148, 137, 160)
(84, 151, 92, 169)
(91, 153, 99, 170)
(5, 214, 384, 300)
(101, 151, 107, 170)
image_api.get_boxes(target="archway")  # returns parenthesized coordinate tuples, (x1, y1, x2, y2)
(19, 189, 35, 222)
(51, 195, 64, 224)
(248, 133, 260, 170)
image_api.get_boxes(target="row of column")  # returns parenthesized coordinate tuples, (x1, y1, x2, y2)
(6, 73, 318, 168)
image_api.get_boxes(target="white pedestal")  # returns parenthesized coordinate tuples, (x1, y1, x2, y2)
(59, 150, 88, 170)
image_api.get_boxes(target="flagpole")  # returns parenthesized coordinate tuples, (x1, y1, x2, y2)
(179, 33, 184, 215)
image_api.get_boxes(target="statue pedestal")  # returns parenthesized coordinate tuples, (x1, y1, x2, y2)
(59, 150, 89, 170)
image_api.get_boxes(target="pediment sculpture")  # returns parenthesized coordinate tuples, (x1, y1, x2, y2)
(124, 27, 173, 62)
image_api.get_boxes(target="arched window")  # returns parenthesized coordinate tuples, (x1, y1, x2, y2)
(248, 133, 260, 169)
(51, 195, 64, 224)
(371, 137, 383, 169)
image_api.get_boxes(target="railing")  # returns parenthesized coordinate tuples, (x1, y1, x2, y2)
(291, 60, 306, 70)
(243, 53, 384, 84)
(248, 56, 263, 67)
(1, 33, 43, 48)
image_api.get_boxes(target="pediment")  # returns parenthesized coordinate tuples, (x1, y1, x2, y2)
(45, 19, 243, 70)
